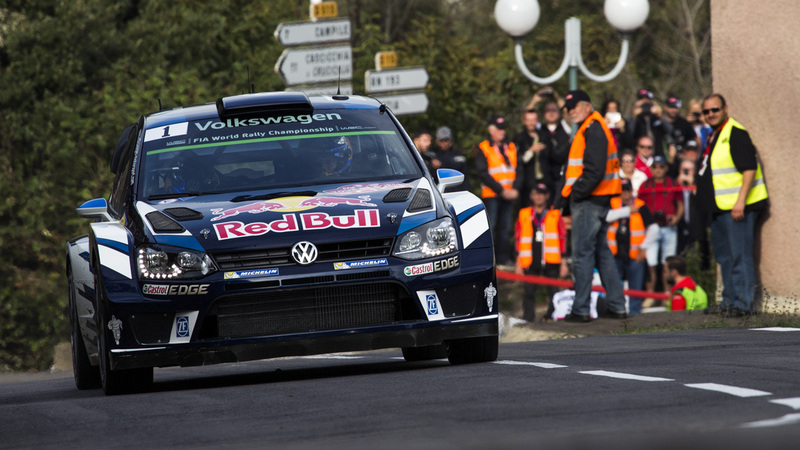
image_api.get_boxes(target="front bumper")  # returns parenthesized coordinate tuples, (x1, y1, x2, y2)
(109, 317, 498, 370)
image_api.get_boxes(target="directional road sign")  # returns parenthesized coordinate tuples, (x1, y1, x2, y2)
(275, 45, 352, 86)
(375, 92, 429, 116)
(365, 67, 429, 94)
(274, 19, 351, 47)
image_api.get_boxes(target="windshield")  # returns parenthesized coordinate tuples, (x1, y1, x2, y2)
(138, 109, 422, 200)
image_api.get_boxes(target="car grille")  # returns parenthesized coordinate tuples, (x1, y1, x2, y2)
(213, 282, 405, 339)
(213, 238, 393, 270)
(129, 312, 175, 345)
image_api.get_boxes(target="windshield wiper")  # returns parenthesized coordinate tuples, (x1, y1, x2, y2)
(147, 191, 210, 201)
(230, 191, 317, 202)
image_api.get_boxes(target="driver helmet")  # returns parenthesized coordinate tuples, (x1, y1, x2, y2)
(316, 136, 352, 176)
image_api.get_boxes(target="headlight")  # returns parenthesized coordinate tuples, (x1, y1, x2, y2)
(137, 245, 217, 280)
(392, 218, 458, 260)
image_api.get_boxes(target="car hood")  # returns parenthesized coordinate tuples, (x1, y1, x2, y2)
(135, 178, 441, 253)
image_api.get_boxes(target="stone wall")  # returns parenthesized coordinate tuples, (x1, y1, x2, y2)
(711, 0, 800, 313)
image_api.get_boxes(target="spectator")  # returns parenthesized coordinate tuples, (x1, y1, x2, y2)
(619, 148, 648, 197)
(515, 182, 569, 321)
(513, 109, 550, 206)
(539, 99, 572, 198)
(697, 93, 769, 317)
(475, 114, 519, 267)
(606, 178, 659, 314)
(635, 135, 656, 178)
(555, 89, 627, 322)
(638, 155, 684, 298)
(601, 99, 627, 147)
(665, 255, 708, 311)
(413, 130, 439, 175)
(625, 89, 669, 158)
(676, 139, 712, 269)
(688, 99, 713, 148)
(432, 126, 472, 192)
(663, 96, 698, 165)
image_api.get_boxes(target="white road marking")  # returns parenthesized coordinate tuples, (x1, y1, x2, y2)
(495, 360, 567, 369)
(750, 327, 800, 332)
(740, 413, 800, 428)
(579, 370, 673, 382)
(770, 397, 800, 410)
(684, 383, 771, 398)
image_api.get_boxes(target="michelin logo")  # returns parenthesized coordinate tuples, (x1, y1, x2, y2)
(333, 258, 388, 270)
(224, 268, 280, 279)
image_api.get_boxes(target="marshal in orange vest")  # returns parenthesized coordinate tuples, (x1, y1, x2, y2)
(478, 140, 517, 199)
(561, 110, 621, 199)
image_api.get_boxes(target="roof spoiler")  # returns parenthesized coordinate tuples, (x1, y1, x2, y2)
(216, 92, 313, 119)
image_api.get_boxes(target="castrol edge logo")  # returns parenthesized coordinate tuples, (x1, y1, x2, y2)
(142, 284, 210, 296)
(214, 209, 380, 240)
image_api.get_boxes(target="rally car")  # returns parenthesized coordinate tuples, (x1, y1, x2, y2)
(66, 91, 498, 395)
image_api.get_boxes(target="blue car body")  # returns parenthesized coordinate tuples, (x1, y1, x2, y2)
(66, 92, 497, 394)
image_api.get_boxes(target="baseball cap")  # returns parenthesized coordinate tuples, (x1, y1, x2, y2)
(666, 96, 682, 108)
(652, 155, 668, 166)
(436, 126, 452, 141)
(532, 182, 549, 194)
(487, 114, 507, 129)
(637, 89, 654, 100)
(621, 178, 633, 191)
(683, 140, 699, 151)
(563, 89, 591, 110)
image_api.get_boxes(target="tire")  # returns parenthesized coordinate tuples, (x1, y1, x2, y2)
(98, 323, 153, 395)
(69, 277, 101, 390)
(446, 335, 499, 365)
(401, 344, 447, 362)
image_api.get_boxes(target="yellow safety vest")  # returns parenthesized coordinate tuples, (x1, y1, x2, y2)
(479, 140, 517, 199)
(710, 118, 768, 210)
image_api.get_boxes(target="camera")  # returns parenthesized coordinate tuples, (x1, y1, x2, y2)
(541, 88, 554, 97)
(654, 210, 666, 225)
(641, 102, 653, 115)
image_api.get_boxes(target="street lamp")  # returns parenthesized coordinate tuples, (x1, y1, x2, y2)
(494, 0, 649, 90)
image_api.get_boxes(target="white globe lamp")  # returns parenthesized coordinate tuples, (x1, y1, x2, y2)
(604, 0, 649, 33)
(494, 0, 540, 38)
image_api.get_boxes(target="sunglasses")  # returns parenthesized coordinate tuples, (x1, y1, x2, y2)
(702, 107, 722, 115)
(621, 158, 635, 163)
(637, 145, 653, 149)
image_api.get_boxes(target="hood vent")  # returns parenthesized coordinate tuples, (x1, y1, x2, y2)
(407, 189, 432, 212)
(164, 207, 204, 221)
(383, 188, 412, 203)
(146, 211, 185, 233)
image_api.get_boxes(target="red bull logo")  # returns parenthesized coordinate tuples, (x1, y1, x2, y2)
(214, 209, 380, 240)
(210, 195, 376, 222)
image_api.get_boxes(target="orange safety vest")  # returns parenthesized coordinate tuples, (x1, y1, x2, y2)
(561, 110, 621, 198)
(517, 206, 562, 268)
(607, 197, 646, 260)
(479, 140, 517, 199)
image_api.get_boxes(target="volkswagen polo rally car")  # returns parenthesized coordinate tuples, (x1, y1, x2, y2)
(66, 92, 498, 395)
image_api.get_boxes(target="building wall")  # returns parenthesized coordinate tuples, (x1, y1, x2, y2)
(711, 0, 800, 312)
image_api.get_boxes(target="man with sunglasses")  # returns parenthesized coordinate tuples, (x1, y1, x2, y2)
(697, 93, 768, 317)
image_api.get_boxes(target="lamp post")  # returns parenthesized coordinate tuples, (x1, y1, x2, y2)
(494, 0, 649, 91)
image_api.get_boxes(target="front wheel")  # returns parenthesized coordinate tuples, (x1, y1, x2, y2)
(446, 335, 498, 365)
(69, 278, 100, 390)
(97, 313, 153, 395)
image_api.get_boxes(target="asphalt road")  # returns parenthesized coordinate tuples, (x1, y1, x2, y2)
(2, 327, 799, 449)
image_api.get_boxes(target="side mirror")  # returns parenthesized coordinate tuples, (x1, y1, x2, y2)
(77, 198, 113, 222)
(436, 168, 465, 193)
